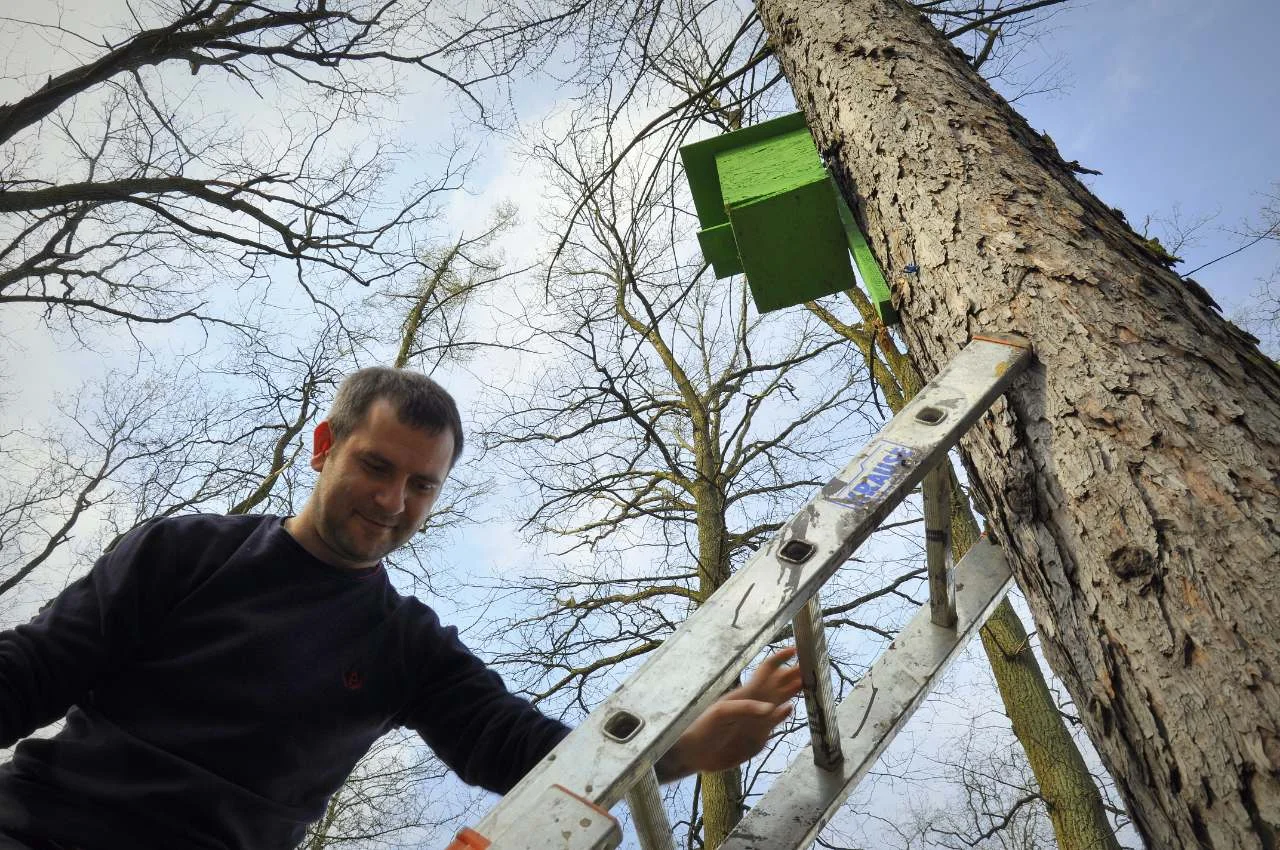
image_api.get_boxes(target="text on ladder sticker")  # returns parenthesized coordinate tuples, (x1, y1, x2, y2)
(824, 440, 917, 508)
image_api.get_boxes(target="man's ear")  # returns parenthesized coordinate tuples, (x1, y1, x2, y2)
(311, 421, 335, 472)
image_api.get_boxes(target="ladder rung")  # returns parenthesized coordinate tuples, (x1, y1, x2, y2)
(625, 767, 675, 850)
(922, 467, 957, 627)
(718, 538, 1013, 850)
(792, 595, 843, 769)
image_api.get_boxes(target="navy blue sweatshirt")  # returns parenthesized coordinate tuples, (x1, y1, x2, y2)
(0, 514, 569, 849)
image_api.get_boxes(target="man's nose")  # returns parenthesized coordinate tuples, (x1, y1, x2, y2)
(371, 481, 405, 516)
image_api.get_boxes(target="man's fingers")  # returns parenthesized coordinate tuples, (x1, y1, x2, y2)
(746, 649, 797, 687)
(778, 666, 804, 691)
(758, 647, 798, 670)
(721, 698, 776, 717)
(720, 698, 794, 724)
(674, 695, 798, 775)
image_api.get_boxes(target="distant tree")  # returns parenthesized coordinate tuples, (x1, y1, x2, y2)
(1238, 185, 1280, 355)
(0, 313, 377, 613)
(0, 0, 484, 334)
(894, 731, 1072, 850)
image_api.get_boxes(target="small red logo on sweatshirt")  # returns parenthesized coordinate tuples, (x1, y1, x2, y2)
(343, 670, 364, 690)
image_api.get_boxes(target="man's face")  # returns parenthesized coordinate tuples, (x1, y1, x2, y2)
(307, 398, 454, 569)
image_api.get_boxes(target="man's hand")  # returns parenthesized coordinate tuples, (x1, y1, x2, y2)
(655, 648, 804, 781)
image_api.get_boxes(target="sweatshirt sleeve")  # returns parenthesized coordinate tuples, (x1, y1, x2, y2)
(0, 518, 176, 747)
(402, 612, 571, 795)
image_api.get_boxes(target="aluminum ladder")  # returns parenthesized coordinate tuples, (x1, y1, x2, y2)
(446, 334, 1032, 850)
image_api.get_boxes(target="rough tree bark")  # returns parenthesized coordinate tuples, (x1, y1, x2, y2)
(759, 1, 1280, 847)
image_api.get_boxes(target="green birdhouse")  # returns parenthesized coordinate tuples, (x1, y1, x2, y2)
(680, 112, 896, 322)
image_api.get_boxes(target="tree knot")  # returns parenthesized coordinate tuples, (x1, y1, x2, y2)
(1107, 545, 1157, 581)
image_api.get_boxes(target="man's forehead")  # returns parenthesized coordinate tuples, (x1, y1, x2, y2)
(357, 398, 438, 435)
(346, 400, 452, 459)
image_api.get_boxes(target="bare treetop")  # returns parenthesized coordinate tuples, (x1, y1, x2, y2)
(0, 0, 493, 333)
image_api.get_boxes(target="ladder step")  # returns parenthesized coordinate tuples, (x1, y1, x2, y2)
(626, 767, 675, 850)
(922, 466, 957, 627)
(792, 595, 843, 769)
(462, 336, 1030, 849)
(718, 538, 1013, 850)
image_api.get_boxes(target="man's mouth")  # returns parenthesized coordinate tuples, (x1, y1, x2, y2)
(358, 513, 395, 529)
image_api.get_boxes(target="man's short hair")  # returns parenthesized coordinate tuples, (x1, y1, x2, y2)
(328, 368, 464, 466)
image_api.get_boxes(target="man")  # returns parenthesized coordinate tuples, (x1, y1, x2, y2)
(0, 368, 802, 849)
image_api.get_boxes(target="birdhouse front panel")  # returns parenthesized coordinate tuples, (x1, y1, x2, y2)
(726, 177, 854, 313)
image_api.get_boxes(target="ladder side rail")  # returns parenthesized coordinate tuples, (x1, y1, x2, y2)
(718, 539, 1014, 850)
(472, 338, 1030, 848)
(450, 785, 622, 850)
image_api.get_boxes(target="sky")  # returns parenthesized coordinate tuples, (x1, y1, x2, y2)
(1, 0, 1278, 846)
(994, 0, 1278, 319)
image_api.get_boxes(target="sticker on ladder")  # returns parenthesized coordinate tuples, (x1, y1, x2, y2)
(823, 439, 917, 508)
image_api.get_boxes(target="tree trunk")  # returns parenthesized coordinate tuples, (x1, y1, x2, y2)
(760, 1, 1280, 847)
(702, 767, 745, 849)
(695, 476, 746, 848)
